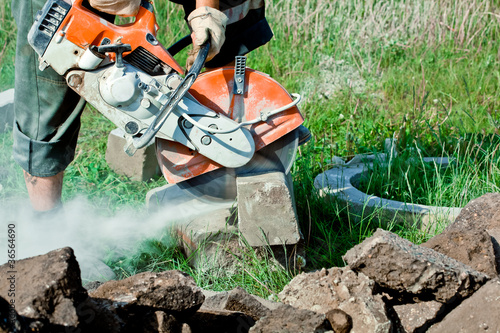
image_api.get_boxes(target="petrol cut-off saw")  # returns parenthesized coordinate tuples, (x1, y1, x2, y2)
(28, 0, 305, 202)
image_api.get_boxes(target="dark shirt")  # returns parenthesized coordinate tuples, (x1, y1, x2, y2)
(171, 0, 273, 67)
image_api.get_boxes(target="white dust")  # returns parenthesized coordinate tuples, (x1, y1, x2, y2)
(0, 194, 231, 283)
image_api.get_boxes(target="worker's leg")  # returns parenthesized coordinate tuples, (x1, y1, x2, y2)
(23, 170, 64, 211)
(12, 0, 85, 211)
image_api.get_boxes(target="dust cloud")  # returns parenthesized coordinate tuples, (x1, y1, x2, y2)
(0, 193, 231, 282)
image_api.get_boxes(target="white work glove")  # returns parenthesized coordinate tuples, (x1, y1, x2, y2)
(89, 0, 142, 16)
(186, 6, 228, 70)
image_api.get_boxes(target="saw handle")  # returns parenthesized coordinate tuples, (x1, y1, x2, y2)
(186, 42, 210, 76)
(97, 43, 131, 68)
(129, 42, 210, 152)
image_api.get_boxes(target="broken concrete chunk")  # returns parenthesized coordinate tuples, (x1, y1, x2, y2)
(0, 247, 88, 327)
(237, 172, 301, 247)
(279, 267, 391, 333)
(89, 270, 204, 313)
(393, 301, 444, 333)
(427, 279, 500, 333)
(343, 229, 489, 303)
(443, 193, 500, 275)
(325, 309, 353, 333)
(422, 227, 498, 277)
(201, 287, 271, 321)
(451, 193, 500, 230)
(249, 304, 331, 333)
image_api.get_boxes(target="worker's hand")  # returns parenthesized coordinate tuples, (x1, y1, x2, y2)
(89, 0, 142, 16)
(186, 6, 228, 71)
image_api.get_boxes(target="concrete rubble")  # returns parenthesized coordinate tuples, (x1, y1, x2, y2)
(0, 247, 88, 330)
(343, 228, 488, 303)
(248, 304, 332, 333)
(427, 279, 500, 333)
(278, 267, 391, 333)
(441, 192, 500, 274)
(89, 270, 205, 313)
(1, 193, 500, 333)
(393, 301, 445, 333)
(422, 227, 498, 277)
(201, 287, 273, 321)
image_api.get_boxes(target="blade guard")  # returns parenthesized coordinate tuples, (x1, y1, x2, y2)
(156, 67, 304, 183)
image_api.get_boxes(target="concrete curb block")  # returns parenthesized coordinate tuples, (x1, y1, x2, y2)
(314, 156, 462, 230)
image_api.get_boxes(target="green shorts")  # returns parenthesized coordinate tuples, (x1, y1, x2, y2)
(11, 0, 86, 177)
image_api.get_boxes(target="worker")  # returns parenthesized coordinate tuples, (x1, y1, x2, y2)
(12, 0, 307, 214)
(174, 0, 274, 70)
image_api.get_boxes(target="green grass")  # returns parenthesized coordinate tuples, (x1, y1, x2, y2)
(0, 0, 16, 91)
(356, 133, 500, 208)
(105, 233, 295, 298)
(0, 0, 499, 297)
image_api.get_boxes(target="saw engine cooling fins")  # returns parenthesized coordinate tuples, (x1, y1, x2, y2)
(28, 0, 305, 184)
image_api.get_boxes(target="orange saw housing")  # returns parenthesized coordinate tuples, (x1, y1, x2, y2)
(60, 0, 183, 74)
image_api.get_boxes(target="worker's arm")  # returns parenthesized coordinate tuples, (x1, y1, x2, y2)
(186, 0, 228, 70)
(88, 0, 142, 16)
(196, 0, 219, 9)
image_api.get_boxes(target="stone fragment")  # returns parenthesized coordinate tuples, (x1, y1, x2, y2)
(422, 228, 497, 277)
(428, 279, 500, 333)
(443, 193, 500, 275)
(279, 267, 391, 333)
(105, 128, 160, 181)
(186, 308, 255, 333)
(451, 193, 500, 229)
(237, 171, 301, 247)
(393, 301, 444, 333)
(249, 304, 331, 333)
(89, 270, 204, 313)
(325, 309, 352, 333)
(201, 287, 271, 321)
(0, 247, 88, 327)
(343, 229, 489, 303)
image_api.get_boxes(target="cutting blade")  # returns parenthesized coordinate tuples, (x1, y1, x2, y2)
(177, 128, 299, 203)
